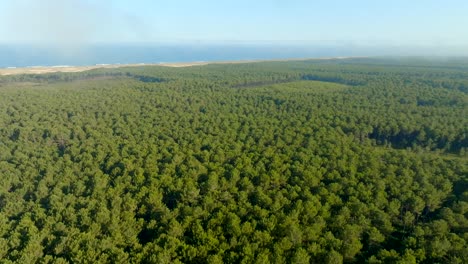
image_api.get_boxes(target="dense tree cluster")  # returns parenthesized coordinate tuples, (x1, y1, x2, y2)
(0, 58, 466, 263)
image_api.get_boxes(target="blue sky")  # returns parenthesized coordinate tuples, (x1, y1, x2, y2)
(0, 0, 467, 47)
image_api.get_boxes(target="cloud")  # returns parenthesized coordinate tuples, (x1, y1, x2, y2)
(2, 0, 158, 45)
(3, 0, 101, 45)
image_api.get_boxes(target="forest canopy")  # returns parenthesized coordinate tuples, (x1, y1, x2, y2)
(0, 58, 467, 263)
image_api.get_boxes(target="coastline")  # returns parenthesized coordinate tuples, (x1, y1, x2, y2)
(0, 62, 206, 76)
(0, 57, 355, 76)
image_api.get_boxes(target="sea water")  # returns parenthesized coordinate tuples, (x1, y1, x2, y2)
(0, 44, 368, 68)
(1, 43, 461, 68)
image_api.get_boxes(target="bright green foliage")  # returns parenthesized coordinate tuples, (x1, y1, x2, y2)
(0, 58, 466, 263)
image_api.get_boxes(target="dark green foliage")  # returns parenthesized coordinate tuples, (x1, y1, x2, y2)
(0, 58, 466, 263)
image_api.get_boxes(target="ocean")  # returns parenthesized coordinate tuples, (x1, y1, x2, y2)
(0, 44, 381, 68)
(0, 44, 463, 68)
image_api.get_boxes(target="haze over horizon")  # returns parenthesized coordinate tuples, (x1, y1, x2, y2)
(1, 0, 467, 58)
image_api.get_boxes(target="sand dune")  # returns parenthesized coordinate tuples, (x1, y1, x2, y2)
(0, 57, 357, 76)
(0, 62, 210, 76)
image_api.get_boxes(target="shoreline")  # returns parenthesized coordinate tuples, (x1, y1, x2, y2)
(0, 57, 356, 76)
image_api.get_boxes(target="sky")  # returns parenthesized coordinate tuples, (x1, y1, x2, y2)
(0, 0, 467, 48)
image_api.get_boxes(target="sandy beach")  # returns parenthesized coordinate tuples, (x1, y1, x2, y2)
(0, 62, 210, 76)
(0, 57, 355, 76)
